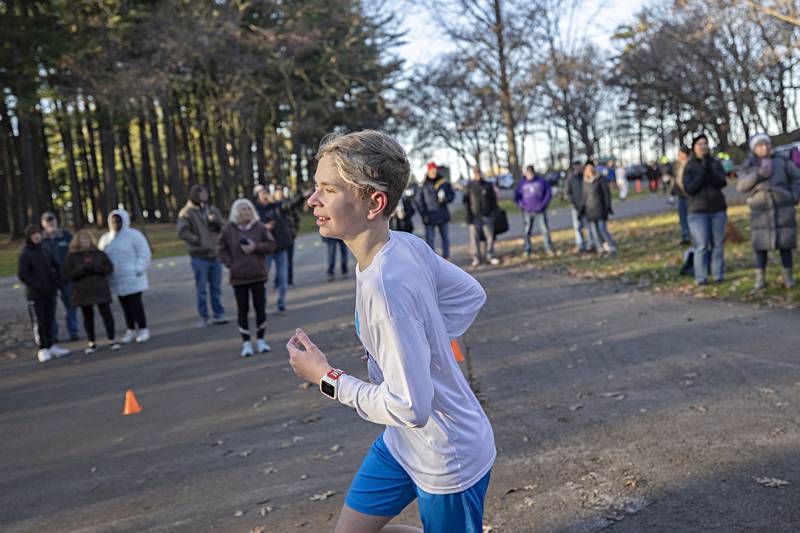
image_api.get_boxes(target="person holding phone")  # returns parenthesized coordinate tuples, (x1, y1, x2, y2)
(218, 199, 276, 357)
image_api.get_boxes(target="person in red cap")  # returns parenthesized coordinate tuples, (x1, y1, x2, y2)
(414, 162, 455, 259)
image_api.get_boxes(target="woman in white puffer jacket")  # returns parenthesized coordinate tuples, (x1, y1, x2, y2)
(98, 209, 152, 343)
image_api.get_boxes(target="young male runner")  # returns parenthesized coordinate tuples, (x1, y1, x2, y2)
(287, 130, 495, 533)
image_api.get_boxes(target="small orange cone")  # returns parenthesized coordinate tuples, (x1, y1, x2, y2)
(123, 389, 142, 416)
(451, 339, 465, 362)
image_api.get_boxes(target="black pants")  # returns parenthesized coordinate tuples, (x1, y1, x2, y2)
(276, 241, 296, 287)
(755, 249, 793, 269)
(28, 294, 56, 349)
(81, 303, 115, 343)
(233, 281, 266, 341)
(118, 292, 147, 330)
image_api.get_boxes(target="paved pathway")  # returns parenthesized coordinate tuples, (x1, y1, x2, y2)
(4, 189, 797, 532)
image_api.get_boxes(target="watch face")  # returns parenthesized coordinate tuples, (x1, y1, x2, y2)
(321, 380, 335, 398)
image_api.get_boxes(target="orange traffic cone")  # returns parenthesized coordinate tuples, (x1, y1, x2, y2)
(451, 339, 465, 362)
(123, 389, 142, 416)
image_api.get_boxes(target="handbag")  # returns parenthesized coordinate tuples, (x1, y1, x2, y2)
(493, 208, 509, 235)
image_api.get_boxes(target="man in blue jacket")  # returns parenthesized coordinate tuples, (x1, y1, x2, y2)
(414, 162, 455, 259)
(40, 212, 79, 341)
(515, 165, 555, 257)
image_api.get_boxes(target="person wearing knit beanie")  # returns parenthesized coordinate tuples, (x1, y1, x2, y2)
(737, 132, 799, 290)
(748, 133, 771, 153)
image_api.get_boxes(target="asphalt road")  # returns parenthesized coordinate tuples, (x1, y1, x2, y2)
(2, 191, 798, 532)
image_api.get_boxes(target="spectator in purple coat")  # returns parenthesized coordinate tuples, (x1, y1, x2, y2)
(515, 165, 555, 257)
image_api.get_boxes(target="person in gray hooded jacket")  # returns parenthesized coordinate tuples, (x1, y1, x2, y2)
(737, 133, 800, 289)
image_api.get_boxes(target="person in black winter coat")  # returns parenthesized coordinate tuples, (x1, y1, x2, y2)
(414, 162, 455, 259)
(389, 189, 416, 233)
(464, 167, 500, 266)
(63, 229, 119, 354)
(683, 134, 728, 285)
(272, 187, 310, 286)
(254, 186, 292, 314)
(17, 224, 70, 362)
(565, 161, 589, 252)
(581, 161, 617, 254)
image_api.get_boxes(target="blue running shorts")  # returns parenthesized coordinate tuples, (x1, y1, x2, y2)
(345, 433, 491, 533)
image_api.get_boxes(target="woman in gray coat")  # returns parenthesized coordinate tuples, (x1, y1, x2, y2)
(737, 133, 800, 289)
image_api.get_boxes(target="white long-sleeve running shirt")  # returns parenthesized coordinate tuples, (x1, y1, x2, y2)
(337, 231, 496, 494)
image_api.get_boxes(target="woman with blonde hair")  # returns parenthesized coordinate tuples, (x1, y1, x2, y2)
(218, 199, 276, 357)
(63, 229, 119, 354)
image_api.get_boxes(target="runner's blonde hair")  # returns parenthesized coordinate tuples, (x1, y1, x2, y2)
(316, 130, 411, 218)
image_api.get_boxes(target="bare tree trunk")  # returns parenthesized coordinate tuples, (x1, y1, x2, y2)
(137, 111, 156, 222)
(55, 100, 83, 228)
(18, 112, 39, 223)
(35, 111, 53, 215)
(255, 128, 266, 184)
(162, 96, 185, 212)
(98, 107, 118, 216)
(492, 0, 520, 180)
(119, 125, 145, 227)
(637, 114, 644, 163)
(239, 130, 254, 194)
(213, 105, 233, 208)
(74, 104, 99, 225)
(146, 99, 170, 220)
(0, 99, 19, 234)
(176, 95, 197, 188)
(193, 96, 214, 189)
(84, 107, 106, 225)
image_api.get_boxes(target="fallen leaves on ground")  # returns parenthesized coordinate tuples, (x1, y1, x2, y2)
(753, 476, 789, 488)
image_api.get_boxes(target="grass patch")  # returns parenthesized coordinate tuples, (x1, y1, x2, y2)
(493, 203, 799, 308)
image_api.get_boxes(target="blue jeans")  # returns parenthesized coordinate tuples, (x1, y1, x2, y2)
(425, 223, 450, 259)
(522, 211, 554, 254)
(677, 195, 690, 242)
(588, 219, 617, 253)
(266, 249, 289, 310)
(468, 216, 496, 260)
(190, 256, 224, 320)
(324, 238, 348, 274)
(688, 211, 727, 284)
(52, 281, 79, 340)
(570, 208, 587, 250)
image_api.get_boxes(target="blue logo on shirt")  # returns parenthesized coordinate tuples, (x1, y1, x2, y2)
(355, 310, 361, 337)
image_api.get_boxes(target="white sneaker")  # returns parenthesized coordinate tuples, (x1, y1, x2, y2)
(37, 348, 52, 363)
(84, 343, 97, 355)
(256, 339, 271, 353)
(135, 328, 150, 343)
(50, 345, 70, 358)
(121, 329, 136, 343)
(471, 258, 480, 267)
(488, 256, 500, 265)
(241, 341, 254, 357)
(196, 318, 208, 328)
(110, 342, 122, 351)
